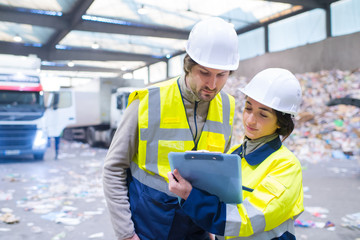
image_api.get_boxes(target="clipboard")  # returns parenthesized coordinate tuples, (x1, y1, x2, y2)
(168, 151, 242, 204)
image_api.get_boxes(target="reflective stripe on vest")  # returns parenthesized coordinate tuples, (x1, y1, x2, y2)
(130, 161, 176, 197)
(217, 217, 296, 240)
(129, 78, 235, 191)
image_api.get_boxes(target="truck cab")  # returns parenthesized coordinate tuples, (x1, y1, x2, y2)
(110, 87, 137, 131)
(0, 69, 48, 160)
(0, 54, 76, 160)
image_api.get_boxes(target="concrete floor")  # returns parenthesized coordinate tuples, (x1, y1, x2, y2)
(294, 157, 360, 240)
(0, 139, 359, 240)
(0, 140, 116, 240)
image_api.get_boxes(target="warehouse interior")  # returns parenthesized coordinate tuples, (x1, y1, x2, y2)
(0, 0, 359, 239)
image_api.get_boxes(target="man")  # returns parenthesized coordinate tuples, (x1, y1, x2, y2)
(103, 17, 239, 240)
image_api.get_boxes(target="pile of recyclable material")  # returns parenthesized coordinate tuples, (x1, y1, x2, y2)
(224, 68, 360, 163)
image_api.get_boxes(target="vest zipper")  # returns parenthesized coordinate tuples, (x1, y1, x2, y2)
(241, 141, 247, 158)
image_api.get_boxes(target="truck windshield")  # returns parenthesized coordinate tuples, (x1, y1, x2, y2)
(0, 90, 44, 111)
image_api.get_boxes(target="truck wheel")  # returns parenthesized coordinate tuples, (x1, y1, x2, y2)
(62, 128, 73, 141)
(86, 127, 96, 147)
(105, 129, 116, 148)
(34, 153, 44, 160)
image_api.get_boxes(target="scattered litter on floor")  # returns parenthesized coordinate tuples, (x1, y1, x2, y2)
(1, 207, 13, 213)
(55, 216, 81, 225)
(3, 173, 24, 182)
(0, 227, 11, 232)
(295, 219, 336, 231)
(305, 206, 329, 218)
(0, 190, 13, 201)
(341, 212, 360, 230)
(0, 212, 20, 224)
(51, 231, 66, 240)
(324, 220, 336, 230)
(30, 225, 43, 233)
(88, 232, 104, 238)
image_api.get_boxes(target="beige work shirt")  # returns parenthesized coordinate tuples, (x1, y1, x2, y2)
(102, 75, 232, 239)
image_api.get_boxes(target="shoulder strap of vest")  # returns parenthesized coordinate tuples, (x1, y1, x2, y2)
(228, 144, 242, 154)
(128, 77, 180, 106)
(128, 90, 140, 105)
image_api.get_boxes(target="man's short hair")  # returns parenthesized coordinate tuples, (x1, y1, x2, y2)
(183, 54, 197, 76)
(183, 54, 233, 76)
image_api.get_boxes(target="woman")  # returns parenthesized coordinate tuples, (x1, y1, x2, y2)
(168, 68, 304, 240)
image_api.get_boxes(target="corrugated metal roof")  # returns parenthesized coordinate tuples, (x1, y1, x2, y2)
(0, 0, 340, 80)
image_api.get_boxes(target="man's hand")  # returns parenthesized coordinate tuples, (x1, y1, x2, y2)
(167, 169, 192, 200)
(123, 233, 140, 240)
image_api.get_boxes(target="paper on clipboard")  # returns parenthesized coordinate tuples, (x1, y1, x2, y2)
(168, 151, 242, 204)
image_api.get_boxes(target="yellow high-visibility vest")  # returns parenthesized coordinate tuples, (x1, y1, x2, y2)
(218, 141, 304, 239)
(128, 77, 235, 181)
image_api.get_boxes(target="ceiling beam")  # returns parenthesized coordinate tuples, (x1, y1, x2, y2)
(41, 65, 125, 73)
(47, 48, 160, 63)
(76, 21, 190, 39)
(0, 41, 49, 59)
(0, 6, 189, 40)
(0, 7, 66, 29)
(0, 41, 161, 63)
(266, 0, 324, 9)
(44, 0, 95, 49)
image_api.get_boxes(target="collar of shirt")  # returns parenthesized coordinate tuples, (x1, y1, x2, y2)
(243, 133, 279, 156)
(178, 74, 201, 103)
(244, 136, 282, 166)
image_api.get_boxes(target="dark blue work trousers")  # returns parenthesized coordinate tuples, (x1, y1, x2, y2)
(128, 173, 210, 240)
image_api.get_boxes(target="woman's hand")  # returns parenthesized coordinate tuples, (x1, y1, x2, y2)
(167, 169, 193, 200)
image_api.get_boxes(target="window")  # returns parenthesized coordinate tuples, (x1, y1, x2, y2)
(269, 9, 326, 52)
(331, 0, 360, 36)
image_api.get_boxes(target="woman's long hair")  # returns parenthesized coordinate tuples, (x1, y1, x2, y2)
(275, 111, 295, 142)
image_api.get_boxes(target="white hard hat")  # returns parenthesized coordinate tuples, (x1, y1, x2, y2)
(240, 68, 302, 116)
(185, 17, 239, 71)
